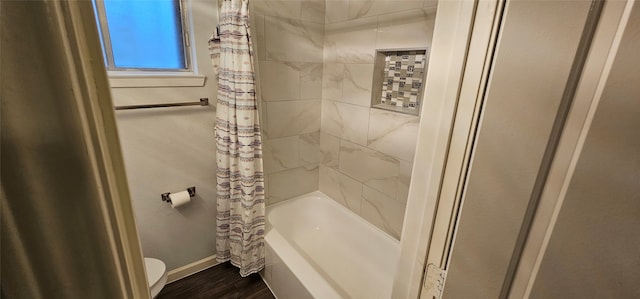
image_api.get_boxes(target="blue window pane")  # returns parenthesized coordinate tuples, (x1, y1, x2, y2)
(103, 0, 185, 69)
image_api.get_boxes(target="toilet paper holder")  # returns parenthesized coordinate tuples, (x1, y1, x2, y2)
(161, 186, 196, 203)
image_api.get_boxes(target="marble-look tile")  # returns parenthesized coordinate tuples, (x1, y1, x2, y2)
(361, 185, 406, 239)
(300, 63, 323, 100)
(396, 160, 413, 203)
(267, 100, 321, 138)
(342, 63, 374, 107)
(325, 0, 349, 23)
(299, 132, 321, 170)
(424, 0, 438, 12)
(376, 9, 436, 49)
(259, 96, 269, 138)
(322, 63, 344, 100)
(265, 16, 324, 63)
(324, 17, 377, 63)
(319, 166, 363, 213)
(263, 136, 300, 174)
(320, 132, 340, 167)
(269, 167, 319, 204)
(252, 0, 301, 20)
(301, 0, 326, 24)
(338, 140, 399, 198)
(253, 13, 266, 61)
(259, 61, 300, 101)
(321, 100, 370, 146)
(348, 0, 423, 19)
(367, 108, 420, 162)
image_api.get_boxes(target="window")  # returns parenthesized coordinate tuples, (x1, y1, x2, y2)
(92, 0, 191, 72)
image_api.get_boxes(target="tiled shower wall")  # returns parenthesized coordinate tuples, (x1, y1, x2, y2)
(320, 1, 436, 239)
(253, 0, 436, 240)
(252, 0, 326, 204)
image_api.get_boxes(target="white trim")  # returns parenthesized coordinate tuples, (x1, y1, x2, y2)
(45, 2, 150, 297)
(258, 272, 280, 299)
(166, 255, 220, 284)
(108, 74, 206, 88)
(392, 0, 480, 298)
(183, 0, 199, 74)
(426, 0, 503, 271)
(93, 0, 195, 74)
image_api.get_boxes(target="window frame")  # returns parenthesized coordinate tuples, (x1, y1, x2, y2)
(92, 0, 193, 73)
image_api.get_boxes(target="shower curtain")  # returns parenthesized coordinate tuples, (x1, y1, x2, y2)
(210, 0, 265, 277)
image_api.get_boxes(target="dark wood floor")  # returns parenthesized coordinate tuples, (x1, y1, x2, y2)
(157, 262, 275, 299)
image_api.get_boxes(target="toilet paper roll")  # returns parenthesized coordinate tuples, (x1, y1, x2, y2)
(169, 190, 191, 208)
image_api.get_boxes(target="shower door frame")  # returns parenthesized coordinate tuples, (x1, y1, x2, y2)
(392, 0, 503, 297)
(401, 0, 635, 298)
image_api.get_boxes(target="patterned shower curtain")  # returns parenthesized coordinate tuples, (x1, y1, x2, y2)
(209, 0, 265, 277)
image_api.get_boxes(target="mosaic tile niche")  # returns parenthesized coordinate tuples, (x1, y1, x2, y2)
(371, 49, 429, 116)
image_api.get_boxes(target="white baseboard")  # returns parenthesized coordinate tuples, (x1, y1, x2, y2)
(166, 255, 219, 284)
(259, 271, 279, 299)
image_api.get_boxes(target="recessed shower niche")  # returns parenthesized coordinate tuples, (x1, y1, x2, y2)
(371, 48, 429, 116)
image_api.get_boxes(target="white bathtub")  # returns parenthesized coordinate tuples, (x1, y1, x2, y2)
(261, 191, 400, 299)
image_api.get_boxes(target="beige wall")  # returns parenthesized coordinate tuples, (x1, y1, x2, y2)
(111, 0, 218, 271)
(319, 0, 435, 239)
(530, 2, 640, 297)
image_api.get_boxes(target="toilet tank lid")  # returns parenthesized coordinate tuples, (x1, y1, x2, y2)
(144, 257, 166, 285)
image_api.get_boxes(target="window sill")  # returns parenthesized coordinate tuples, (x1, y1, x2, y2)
(108, 73, 206, 88)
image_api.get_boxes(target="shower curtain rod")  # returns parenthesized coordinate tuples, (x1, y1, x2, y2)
(114, 98, 209, 110)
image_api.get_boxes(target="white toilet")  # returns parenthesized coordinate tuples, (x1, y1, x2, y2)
(144, 257, 168, 298)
